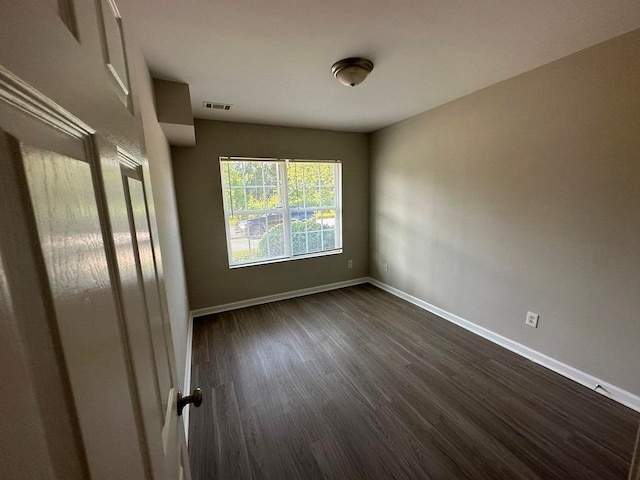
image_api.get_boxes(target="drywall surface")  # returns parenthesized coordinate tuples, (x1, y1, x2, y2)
(153, 79, 193, 126)
(370, 29, 640, 396)
(173, 120, 369, 309)
(129, 47, 191, 388)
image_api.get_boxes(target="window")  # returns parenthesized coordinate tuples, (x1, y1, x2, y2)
(220, 157, 342, 267)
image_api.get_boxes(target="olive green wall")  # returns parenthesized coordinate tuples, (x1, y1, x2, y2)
(370, 29, 640, 396)
(172, 120, 369, 309)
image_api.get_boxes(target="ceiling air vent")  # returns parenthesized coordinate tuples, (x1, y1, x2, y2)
(203, 101, 232, 111)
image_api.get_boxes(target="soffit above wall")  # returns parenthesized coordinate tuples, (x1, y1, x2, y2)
(153, 79, 195, 146)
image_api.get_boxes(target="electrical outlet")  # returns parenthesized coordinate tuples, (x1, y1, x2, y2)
(383, 262, 388, 272)
(526, 311, 539, 328)
(347, 259, 353, 268)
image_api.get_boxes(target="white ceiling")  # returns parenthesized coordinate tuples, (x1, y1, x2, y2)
(120, 1, 640, 133)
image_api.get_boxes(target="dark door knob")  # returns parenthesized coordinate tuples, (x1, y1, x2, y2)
(177, 388, 203, 416)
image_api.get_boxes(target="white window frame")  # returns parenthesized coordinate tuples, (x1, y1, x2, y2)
(220, 157, 343, 268)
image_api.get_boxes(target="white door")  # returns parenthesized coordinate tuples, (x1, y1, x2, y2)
(119, 158, 186, 479)
(0, 64, 188, 480)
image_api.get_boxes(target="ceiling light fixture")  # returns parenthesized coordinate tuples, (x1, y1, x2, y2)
(331, 57, 374, 87)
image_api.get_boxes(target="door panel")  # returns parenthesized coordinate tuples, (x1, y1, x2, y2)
(126, 173, 173, 404)
(120, 162, 181, 478)
(121, 163, 180, 478)
(0, 131, 88, 480)
(19, 140, 147, 480)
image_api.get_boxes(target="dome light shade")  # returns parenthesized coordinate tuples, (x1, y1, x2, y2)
(331, 57, 374, 87)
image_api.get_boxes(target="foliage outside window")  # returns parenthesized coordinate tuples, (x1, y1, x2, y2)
(220, 157, 342, 267)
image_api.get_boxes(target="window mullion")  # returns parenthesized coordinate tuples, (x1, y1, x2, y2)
(334, 162, 342, 248)
(281, 160, 292, 258)
(220, 162, 235, 266)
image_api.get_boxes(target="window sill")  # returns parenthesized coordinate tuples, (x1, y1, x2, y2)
(229, 248, 343, 269)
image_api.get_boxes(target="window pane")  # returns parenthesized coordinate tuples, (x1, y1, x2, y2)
(303, 186, 319, 207)
(291, 218, 337, 256)
(287, 163, 304, 208)
(319, 187, 335, 207)
(222, 160, 282, 214)
(318, 164, 334, 186)
(291, 210, 314, 223)
(316, 210, 336, 227)
(227, 212, 286, 264)
(291, 231, 307, 256)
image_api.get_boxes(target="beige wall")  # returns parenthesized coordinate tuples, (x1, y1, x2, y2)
(370, 29, 640, 396)
(172, 120, 369, 309)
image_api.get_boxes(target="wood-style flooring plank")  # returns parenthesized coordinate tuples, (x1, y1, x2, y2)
(209, 381, 252, 480)
(189, 284, 640, 479)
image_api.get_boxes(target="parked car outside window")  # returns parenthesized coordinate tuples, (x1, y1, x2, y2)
(235, 210, 314, 238)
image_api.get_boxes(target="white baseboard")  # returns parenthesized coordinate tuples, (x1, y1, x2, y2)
(367, 277, 640, 413)
(190, 277, 369, 318)
(182, 311, 194, 443)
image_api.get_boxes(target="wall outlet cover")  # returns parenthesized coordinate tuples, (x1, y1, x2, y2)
(526, 311, 539, 328)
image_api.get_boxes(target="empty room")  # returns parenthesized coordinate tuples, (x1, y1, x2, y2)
(1, 1, 639, 479)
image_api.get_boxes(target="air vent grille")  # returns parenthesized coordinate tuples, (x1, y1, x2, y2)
(203, 101, 232, 111)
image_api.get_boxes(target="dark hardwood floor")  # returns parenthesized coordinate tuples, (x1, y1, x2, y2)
(188, 284, 639, 479)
